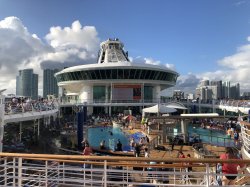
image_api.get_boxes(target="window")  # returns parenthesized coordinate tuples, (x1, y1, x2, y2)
(55, 69, 178, 83)
(93, 86, 105, 101)
(111, 69, 117, 79)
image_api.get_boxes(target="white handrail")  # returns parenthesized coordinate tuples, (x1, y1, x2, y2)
(0, 153, 250, 186)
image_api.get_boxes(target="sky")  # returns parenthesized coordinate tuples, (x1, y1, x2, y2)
(0, 0, 250, 96)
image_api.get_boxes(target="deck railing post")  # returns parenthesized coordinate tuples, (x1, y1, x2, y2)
(39, 173, 41, 186)
(104, 160, 107, 187)
(83, 162, 86, 186)
(57, 162, 60, 185)
(126, 166, 129, 185)
(174, 167, 176, 185)
(12, 158, 15, 186)
(18, 157, 22, 187)
(206, 163, 210, 187)
(4, 158, 7, 186)
(45, 160, 48, 187)
(62, 162, 65, 184)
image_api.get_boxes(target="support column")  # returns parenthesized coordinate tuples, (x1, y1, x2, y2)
(154, 85, 161, 103)
(37, 119, 40, 138)
(105, 85, 109, 115)
(108, 106, 111, 116)
(105, 85, 109, 103)
(48, 116, 51, 125)
(181, 119, 187, 143)
(44, 117, 46, 127)
(141, 83, 144, 104)
(19, 122, 22, 142)
(212, 99, 216, 113)
(110, 83, 113, 101)
(198, 99, 201, 113)
(33, 120, 36, 134)
(162, 122, 167, 143)
(105, 107, 108, 114)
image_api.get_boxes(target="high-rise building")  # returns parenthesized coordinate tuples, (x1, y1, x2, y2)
(43, 69, 59, 98)
(222, 81, 230, 99)
(187, 93, 194, 100)
(196, 80, 240, 100)
(230, 83, 240, 99)
(211, 80, 222, 99)
(200, 80, 209, 87)
(242, 92, 250, 99)
(173, 90, 184, 100)
(16, 69, 38, 99)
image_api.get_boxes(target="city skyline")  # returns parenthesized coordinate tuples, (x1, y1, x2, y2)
(0, 0, 250, 95)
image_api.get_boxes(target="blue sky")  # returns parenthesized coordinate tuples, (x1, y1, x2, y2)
(0, 0, 250, 94)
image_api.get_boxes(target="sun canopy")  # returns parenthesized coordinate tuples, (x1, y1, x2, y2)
(143, 104, 177, 114)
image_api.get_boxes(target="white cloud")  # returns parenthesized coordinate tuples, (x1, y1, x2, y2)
(131, 56, 176, 70)
(45, 20, 99, 52)
(235, 0, 247, 6)
(197, 39, 250, 92)
(40, 20, 101, 69)
(0, 17, 100, 95)
(174, 40, 250, 94)
(144, 57, 160, 65)
(2, 16, 248, 98)
(0, 17, 52, 94)
(218, 44, 250, 69)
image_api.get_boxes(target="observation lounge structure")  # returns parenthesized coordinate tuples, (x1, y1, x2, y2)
(55, 38, 179, 115)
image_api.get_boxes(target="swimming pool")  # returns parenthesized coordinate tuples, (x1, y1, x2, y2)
(87, 126, 144, 151)
(172, 123, 234, 147)
(187, 125, 234, 146)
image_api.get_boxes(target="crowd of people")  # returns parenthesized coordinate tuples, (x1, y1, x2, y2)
(129, 136, 150, 157)
(4, 97, 57, 114)
(220, 99, 250, 107)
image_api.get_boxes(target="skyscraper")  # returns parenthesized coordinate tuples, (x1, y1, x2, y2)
(223, 81, 230, 99)
(16, 69, 38, 99)
(200, 80, 209, 87)
(43, 69, 59, 98)
(196, 80, 239, 100)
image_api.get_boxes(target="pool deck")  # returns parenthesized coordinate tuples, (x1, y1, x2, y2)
(85, 121, 227, 159)
(148, 144, 225, 159)
(120, 122, 226, 159)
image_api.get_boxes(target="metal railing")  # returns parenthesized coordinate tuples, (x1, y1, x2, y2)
(166, 132, 235, 148)
(0, 153, 250, 187)
(4, 101, 58, 115)
(241, 121, 250, 158)
(59, 98, 250, 108)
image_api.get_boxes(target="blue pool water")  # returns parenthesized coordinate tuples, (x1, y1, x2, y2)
(88, 124, 234, 150)
(187, 125, 234, 146)
(87, 126, 144, 151)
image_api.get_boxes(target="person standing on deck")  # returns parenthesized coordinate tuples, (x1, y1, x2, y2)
(144, 147, 149, 158)
(178, 151, 185, 158)
(82, 143, 93, 156)
(220, 147, 245, 186)
(233, 131, 239, 146)
(134, 143, 141, 157)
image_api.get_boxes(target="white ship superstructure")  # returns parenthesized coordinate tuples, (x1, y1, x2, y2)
(55, 38, 179, 115)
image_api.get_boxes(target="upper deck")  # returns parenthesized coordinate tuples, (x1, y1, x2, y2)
(55, 38, 179, 87)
